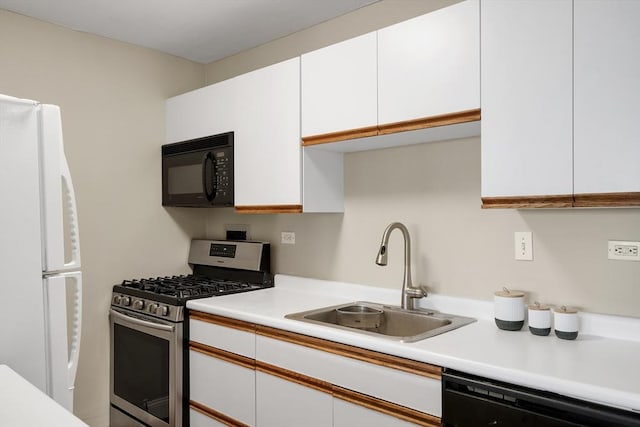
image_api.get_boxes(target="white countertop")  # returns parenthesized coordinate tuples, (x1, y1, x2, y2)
(187, 274, 640, 414)
(0, 365, 88, 427)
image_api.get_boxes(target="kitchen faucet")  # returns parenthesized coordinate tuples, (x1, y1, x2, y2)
(375, 222, 427, 310)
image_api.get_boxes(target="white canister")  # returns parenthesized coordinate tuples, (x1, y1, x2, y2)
(494, 287, 525, 331)
(554, 306, 579, 340)
(527, 302, 551, 336)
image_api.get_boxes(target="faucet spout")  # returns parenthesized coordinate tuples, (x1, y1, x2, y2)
(375, 222, 425, 310)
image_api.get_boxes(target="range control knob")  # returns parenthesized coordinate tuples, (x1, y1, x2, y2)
(112, 295, 122, 305)
(133, 300, 145, 310)
(121, 296, 131, 306)
(157, 305, 169, 317)
(148, 303, 159, 314)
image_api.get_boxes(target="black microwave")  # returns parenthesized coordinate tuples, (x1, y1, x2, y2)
(161, 132, 234, 207)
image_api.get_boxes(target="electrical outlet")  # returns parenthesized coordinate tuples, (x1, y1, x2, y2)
(281, 231, 296, 245)
(608, 240, 640, 261)
(514, 232, 533, 261)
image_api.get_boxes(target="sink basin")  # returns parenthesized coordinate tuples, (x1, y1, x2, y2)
(285, 301, 476, 343)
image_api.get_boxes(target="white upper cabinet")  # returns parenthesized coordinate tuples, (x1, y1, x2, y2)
(480, 0, 573, 205)
(301, 32, 378, 138)
(301, 0, 480, 146)
(574, 0, 640, 196)
(227, 58, 302, 210)
(378, 0, 480, 125)
(165, 78, 238, 144)
(165, 58, 302, 212)
(481, 0, 640, 208)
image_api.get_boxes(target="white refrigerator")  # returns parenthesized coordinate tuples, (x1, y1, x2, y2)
(0, 94, 82, 412)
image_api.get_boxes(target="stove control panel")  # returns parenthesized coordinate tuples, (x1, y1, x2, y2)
(111, 293, 183, 322)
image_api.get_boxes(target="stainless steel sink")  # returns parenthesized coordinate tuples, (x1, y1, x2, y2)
(285, 301, 476, 343)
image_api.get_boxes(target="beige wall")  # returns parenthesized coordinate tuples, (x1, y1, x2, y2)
(204, 139, 640, 316)
(0, 10, 205, 426)
(203, 0, 640, 317)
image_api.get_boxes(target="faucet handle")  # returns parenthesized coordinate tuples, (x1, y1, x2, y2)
(406, 285, 428, 299)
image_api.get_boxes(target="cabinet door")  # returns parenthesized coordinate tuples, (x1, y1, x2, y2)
(301, 32, 377, 138)
(190, 350, 255, 426)
(233, 58, 301, 208)
(190, 408, 228, 427)
(334, 398, 420, 427)
(378, 0, 479, 125)
(255, 371, 332, 427)
(574, 0, 640, 197)
(480, 0, 573, 203)
(165, 78, 237, 144)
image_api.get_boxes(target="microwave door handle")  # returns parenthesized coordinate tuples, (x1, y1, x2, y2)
(202, 153, 215, 201)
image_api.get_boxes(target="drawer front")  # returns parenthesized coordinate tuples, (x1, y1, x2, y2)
(255, 334, 441, 417)
(190, 316, 255, 358)
(189, 407, 228, 427)
(190, 349, 255, 426)
(256, 371, 333, 427)
(334, 398, 421, 427)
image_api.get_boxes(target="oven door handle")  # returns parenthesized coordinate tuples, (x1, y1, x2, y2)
(110, 308, 175, 333)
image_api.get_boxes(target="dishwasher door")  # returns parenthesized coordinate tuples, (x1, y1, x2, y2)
(442, 370, 640, 427)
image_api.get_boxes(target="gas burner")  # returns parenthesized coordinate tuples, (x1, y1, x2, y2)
(114, 273, 267, 309)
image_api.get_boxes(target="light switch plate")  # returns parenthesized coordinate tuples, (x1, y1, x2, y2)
(515, 232, 533, 261)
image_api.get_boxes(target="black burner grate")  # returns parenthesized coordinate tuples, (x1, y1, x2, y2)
(118, 275, 257, 300)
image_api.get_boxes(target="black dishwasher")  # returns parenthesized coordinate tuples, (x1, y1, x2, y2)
(442, 370, 640, 427)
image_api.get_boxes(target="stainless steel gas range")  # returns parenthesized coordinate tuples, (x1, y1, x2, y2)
(109, 239, 272, 427)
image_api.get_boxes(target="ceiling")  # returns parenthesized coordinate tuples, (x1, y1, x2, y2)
(0, 0, 380, 63)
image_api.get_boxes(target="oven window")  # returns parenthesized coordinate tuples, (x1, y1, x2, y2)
(113, 323, 170, 422)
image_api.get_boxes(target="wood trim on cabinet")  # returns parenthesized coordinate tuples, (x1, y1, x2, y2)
(333, 385, 441, 427)
(190, 312, 441, 379)
(255, 360, 333, 394)
(255, 325, 442, 380)
(573, 192, 640, 207)
(190, 400, 250, 427)
(189, 341, 255, 370)
(481, 195, 574, 209)
(189, 311, 255, 334)
(302, 125, 379, 146)
(234, 204, 303, 214)
(301, 109, 481, 147)
(378, 108, 481, 135)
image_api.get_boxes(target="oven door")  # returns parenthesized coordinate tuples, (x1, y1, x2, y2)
(110, 308, 182, 427)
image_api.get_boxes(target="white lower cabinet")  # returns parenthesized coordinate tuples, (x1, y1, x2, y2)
(189, 407, 228, 427)
(255, 334, 441, 417)
(255, 371, 333, 427)
(333, 398, 417, 427)
(189, 350, 256, 426)
(189, 312, 441, 427)
(188, 313, 257, 426)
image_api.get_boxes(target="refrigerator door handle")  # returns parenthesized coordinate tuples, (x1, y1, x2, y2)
(40, 104, 81, 272)
(61, 156, 81, 270)
(66, 271, 82, 388)
(44, 271, 82, 412)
